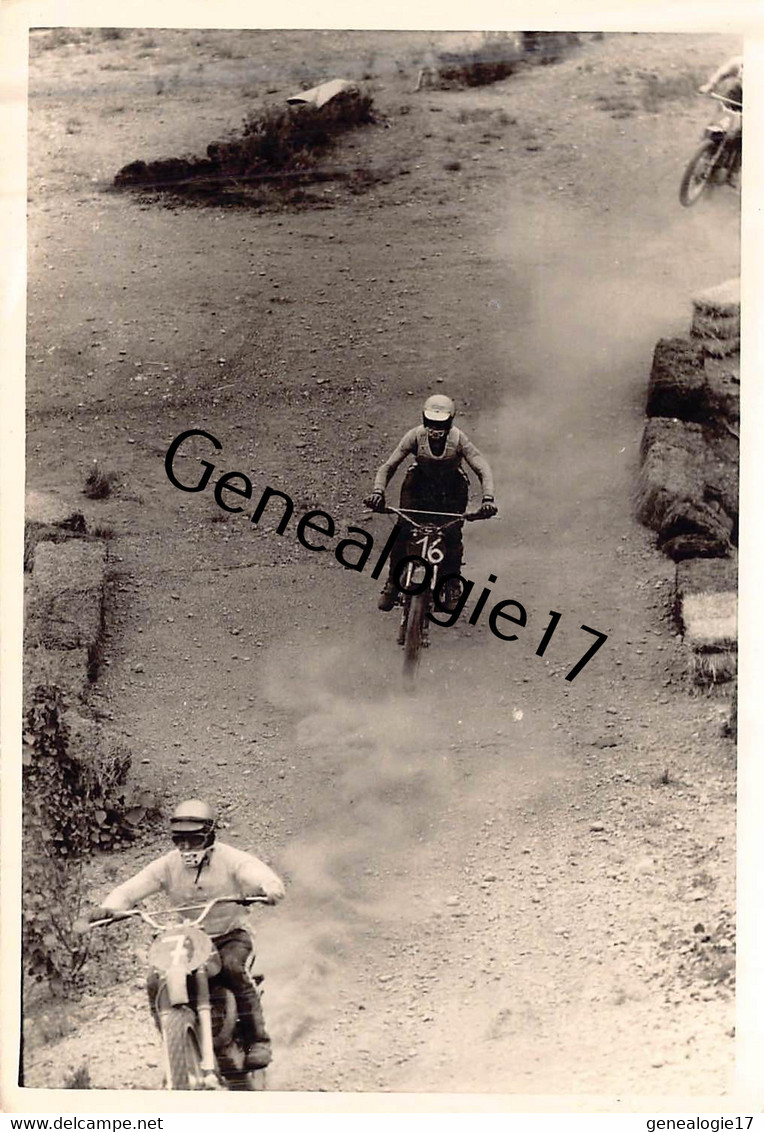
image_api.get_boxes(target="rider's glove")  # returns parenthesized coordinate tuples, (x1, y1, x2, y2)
(242, 891, 276, 906)
(364, 491, 385, 512)
(88, 906, 114, 923)
(478, 496, 498, 519)
(698, 83, 711, 94)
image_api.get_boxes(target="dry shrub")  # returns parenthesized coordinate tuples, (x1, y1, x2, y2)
(83, 462, 118, 500)
(63, 1063, 92, 1089)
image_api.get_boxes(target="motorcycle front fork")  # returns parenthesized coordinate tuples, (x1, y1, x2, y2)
(397, 596, 431, 647)
(194, 969, 219, 1088)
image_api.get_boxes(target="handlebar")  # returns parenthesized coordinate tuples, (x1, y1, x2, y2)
(364, 505, 492, 530)
(707, 91, 742, 109)
(79, 894, 271, 934)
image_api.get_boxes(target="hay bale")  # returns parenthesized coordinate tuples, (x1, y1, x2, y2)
(679, 591, 737, 649)
(24, 646, 90, 703)
(690, 649, 737, 687)
(703, 355, 740, 426)
(646, 337, 706, 420)
(702, 335, 740, 360)
(692, 309, 740, 340)
(692, 277, 740, 317)
(705, 430, 739, 521)
(28, 541, 106, 650)
(637, 418, 735, 559)
(26, 490, 83, 526)
(690, 279, 740, 358)
(676, 556, 737, 598)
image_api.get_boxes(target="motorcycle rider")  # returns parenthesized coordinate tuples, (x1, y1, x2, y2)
(364, 394, 497, 611)
(699, 54, 742, 186)
(91, 799, 284, 1072)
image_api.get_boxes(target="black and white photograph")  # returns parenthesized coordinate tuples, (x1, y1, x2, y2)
(2, 1, 762, 1115)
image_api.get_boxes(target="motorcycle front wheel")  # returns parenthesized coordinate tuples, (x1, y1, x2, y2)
(162, 1007, 204, 1090)
(403, 591, 428, 688)
(679, 139, 722, 206)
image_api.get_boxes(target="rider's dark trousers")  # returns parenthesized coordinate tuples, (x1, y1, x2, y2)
(147, 928, 269, 1048)
(387, 464, 469, 585)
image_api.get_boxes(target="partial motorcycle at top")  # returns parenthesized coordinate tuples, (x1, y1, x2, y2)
(679, 90, 742, 207)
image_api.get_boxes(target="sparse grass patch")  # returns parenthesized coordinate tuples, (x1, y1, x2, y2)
(36, 1009, 75, 1046)
(83, 462, 118, 500)
(642, 69, 704, 112)
(65, 118, 82, 135)
(100, 27, 126, 41)
(63, 1063, 92, 1089)
(595, 93, 639, 116)
(35, 28, 84, 51)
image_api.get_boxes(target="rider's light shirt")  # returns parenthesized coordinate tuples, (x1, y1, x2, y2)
(101, 842, 285, 937)
(373, 425, 495, 496)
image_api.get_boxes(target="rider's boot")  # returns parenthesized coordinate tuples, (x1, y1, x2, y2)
(237, 987, 272, 1071)
(378, 580, 397, 611)
(442, 578, 462, 613)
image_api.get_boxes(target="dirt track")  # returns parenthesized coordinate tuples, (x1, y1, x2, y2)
(24, 30, 739, 1095)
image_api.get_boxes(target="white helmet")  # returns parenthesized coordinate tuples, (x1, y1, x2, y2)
(422, 394, 455, 429)
(170, 799, 216, 868)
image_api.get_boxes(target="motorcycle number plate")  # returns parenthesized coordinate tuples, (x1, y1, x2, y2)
(149, 925, 213, 973)
(412, 531, 445, 567)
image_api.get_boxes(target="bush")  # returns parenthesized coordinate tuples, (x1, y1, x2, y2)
(22, 687, 158, 994)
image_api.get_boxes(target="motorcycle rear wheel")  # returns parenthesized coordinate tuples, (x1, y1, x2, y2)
(162, 1007, 204, 1090)
(403, 591, 428, 688)
(679, 139, 722, 206)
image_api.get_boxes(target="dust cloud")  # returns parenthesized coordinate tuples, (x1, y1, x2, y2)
(255, 631, 572, 1054)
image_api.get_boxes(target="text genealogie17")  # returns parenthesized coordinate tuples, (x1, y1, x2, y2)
(165, 428, 609, 682)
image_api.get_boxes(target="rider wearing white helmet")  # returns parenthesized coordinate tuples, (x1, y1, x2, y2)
(364, 394, 497, 610)
(92, 799, 284, 1071)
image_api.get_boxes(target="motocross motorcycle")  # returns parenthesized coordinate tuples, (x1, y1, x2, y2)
(79, 895, 269, 1091)
(380, 505, 487, 688)
(679, 91, 742, 207)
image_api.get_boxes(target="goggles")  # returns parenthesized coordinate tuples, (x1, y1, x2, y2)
(171, 830, 208, 849)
